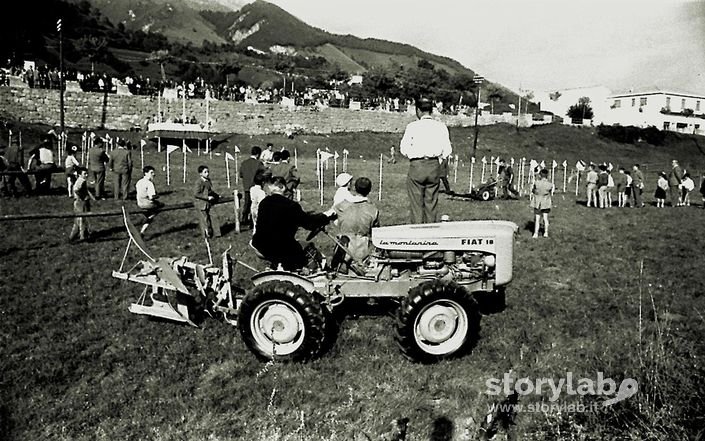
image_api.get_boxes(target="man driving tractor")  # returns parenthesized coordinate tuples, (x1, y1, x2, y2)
(251, 176, 336, 271)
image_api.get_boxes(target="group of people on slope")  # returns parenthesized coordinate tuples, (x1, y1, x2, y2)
(584, 160, 702, 209)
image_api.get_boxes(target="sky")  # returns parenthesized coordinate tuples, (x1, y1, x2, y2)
(250, 0, 705, 96)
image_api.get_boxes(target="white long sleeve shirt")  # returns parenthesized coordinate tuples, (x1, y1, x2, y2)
(399, 115, 452, 161)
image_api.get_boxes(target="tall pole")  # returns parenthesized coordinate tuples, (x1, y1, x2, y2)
(58, 18, 65, 133)
(472, 75, 484, 157)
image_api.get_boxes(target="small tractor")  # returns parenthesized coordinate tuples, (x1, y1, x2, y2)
(113, 207, 517, 363)
(448, 177, 498, 202)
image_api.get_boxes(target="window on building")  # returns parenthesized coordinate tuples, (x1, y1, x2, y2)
(663, 122, 671, 130)
(640, 97, 647, 106)
(676, 122, 687, 129)
(631, 98, 636, 107)
(613, 99, 621, 108)
(681, 98, 686, 109)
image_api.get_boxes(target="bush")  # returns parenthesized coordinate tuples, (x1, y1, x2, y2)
(597, 124, 665, 146)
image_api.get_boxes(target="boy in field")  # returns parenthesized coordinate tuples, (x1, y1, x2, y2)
(193, 165, 219, 239)
(68, 167, 96, 243)
(531, 168, 554, 238)
(136, 165, 164, 235)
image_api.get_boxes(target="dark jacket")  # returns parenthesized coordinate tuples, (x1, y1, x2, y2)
(108, 147, 132, 174)
(240, 157, 265, 190)
(88, 146, 109, 172)
(252, 194, 330, 270)
(193, 177, 218, 210)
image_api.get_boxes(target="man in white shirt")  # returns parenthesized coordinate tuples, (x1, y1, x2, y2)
(399, 97, 452, 223)
(135, 165, 163, 234)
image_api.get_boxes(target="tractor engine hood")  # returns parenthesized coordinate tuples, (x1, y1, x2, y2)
(372, 220, 518, 286)
(371, 220, 518, 252)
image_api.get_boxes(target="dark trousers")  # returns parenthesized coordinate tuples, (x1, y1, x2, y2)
(113, 172, 131, 201)
(631, 186, 643, 207)
(91, 170, 106, 198)
(440, 176, 452, 193)
(241, 188, 252, 224)
(669, 185, 681, 206)
(197, 208, 214, 238)
(6, 163, 32, 195)
(407, 158, 441, 224)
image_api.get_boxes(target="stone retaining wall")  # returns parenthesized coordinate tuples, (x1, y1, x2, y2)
(0, 86, 540, 134)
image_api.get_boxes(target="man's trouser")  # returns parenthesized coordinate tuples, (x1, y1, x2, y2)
(114, 172, 132, 200)
(91, 170, 106, 198)
(6, 163, 32, 195)
(669, 185, 681, 206)
(241, 188, 252, 224)
(407, 158, 441, 224)
(632, 187, 643, 207)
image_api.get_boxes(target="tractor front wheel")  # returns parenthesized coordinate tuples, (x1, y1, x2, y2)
(396, 281, 480, 363)
(481, 189, 492, 201)
(238, 281, 325, 362)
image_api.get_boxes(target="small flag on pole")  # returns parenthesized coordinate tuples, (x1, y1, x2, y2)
(166, 145, 179, 155)
(56, 19, 62, 33)
(225, 152, 235, 161)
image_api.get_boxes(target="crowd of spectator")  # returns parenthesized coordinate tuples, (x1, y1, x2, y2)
(2, 63, 453, 114)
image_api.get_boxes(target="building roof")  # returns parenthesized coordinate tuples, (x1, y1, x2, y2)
(608, 86, 705, 100)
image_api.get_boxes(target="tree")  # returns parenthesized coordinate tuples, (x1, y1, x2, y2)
(149, 49, 171, 82)
(485, 85, 503, 114)
(567, 96, 594, 121)
(76, 35, 108, 72)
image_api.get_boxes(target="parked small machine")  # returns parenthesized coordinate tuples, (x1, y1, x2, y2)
(448, 177, 498, 201)
(113, 208, 518, 363)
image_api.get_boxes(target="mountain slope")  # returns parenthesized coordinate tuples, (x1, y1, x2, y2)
(67, 0, 229, 45)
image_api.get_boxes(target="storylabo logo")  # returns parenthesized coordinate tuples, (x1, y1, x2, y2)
(486, 372, 638, 407)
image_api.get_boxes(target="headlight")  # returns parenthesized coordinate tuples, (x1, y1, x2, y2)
(483, 255, 496, 268)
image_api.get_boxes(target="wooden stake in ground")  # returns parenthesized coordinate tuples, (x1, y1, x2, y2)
(562, 160, 568, 193)
(480, 156, 487, 183)
(469, 157, 475, 192)
(233, 189, 240, 234)
(166, 144, 179, 186)
(182, 141, 188, 184)
(343, 149, 349, 172)
(379, 153, 383, 201)
(551, 160, 557, 187)
(225, 152, 234, 188)
(294, 147, 298, 168)
(453, 154, 459, 184)
(140, 139, 146, 171)
(334, 150, 338, 179)
(234, 148, 240, 186)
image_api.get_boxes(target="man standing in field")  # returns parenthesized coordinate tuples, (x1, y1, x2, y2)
(88, 138, 109, 199)
(399, 97, 452, 223)
(631, 164, 645, 208)
(240, 146, 265, 227)
(585, 164, 598, 207)
(108, 139, 133, 201)
(668, 159, 684, 206)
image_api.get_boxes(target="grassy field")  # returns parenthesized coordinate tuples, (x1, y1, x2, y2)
(1, 123, 705, 440)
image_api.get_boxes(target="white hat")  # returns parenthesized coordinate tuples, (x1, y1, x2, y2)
(335, 172, 353, 187)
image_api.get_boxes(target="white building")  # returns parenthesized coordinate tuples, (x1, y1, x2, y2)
(604, 89, 705, 136)
(535, 86, 612, 124)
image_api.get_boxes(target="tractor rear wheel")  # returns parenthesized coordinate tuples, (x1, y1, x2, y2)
(396, 280, 480, 363)
(481, 189, 492, 201)
(238, 281, 325, 362)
